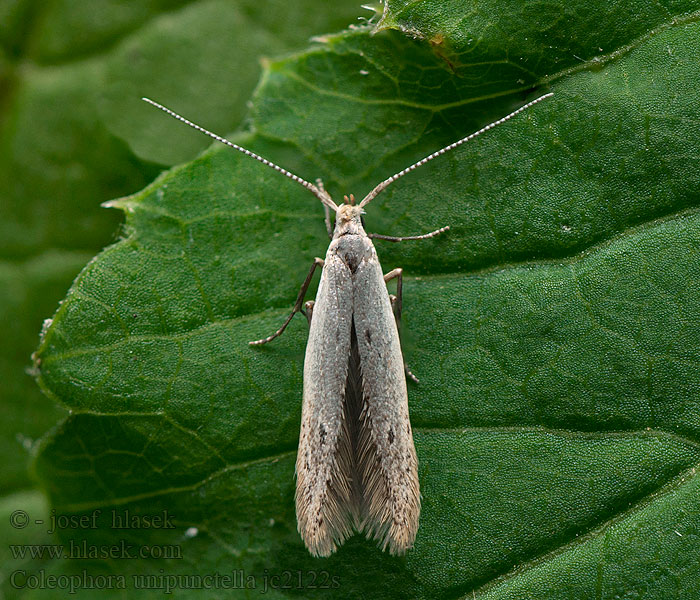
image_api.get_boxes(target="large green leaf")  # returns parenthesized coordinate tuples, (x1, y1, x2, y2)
(0, 0, 361, 500)
(26, 3, 700, 600)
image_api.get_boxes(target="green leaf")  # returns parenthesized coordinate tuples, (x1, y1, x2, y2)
(30, 5, 700, 600)
(376, 0, 700, 93)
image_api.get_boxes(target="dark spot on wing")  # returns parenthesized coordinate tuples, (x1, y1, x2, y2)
(345, 253, 359, 273)
(320, 424, 327, 445)
(365, 329, 372, 344)
(388, 429, 395, 444)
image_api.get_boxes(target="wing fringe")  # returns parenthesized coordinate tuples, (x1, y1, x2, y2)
(296, 319, 420, 556)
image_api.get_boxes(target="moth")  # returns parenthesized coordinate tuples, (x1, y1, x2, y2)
(143, 92, 552, 556)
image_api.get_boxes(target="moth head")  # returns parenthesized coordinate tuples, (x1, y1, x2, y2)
(336, 196, 365, 224)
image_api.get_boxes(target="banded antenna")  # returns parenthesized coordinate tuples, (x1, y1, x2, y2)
(358, 92, 553, 207)
(142, 92, 553, 210)
(141, 97, 337, 212)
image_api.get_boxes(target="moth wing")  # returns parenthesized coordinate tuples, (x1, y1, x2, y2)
(295, 250, 355, 557)
(352, 252, 420, 554)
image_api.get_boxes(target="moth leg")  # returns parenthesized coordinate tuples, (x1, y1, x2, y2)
(304, 300, 315, 326)
(316, 178, 333, 238)
(369, 225, 449, 242)
(384, 268, 419, 383)
(249, 257, 324, 345)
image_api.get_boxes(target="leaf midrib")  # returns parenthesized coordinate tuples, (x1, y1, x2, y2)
(460, 458, 700, 600)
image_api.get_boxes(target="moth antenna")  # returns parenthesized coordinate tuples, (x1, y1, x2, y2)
(142, 97, 338, 212)
(358, 92, 553, 208)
